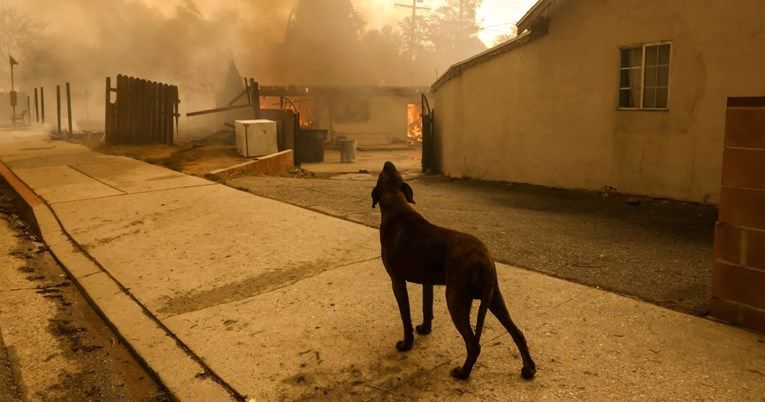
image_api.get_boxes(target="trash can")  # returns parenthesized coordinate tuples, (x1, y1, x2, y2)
(339, 139, 356, 163)
(299, 129, 327, 163)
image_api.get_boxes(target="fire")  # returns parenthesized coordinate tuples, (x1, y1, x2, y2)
(407, 103, 422, 144)
(268, 95, 313, 127)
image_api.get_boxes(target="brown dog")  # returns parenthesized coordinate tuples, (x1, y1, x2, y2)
(371, 161, 536, 380)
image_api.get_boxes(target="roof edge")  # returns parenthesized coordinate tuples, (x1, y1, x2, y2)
(431, 26, 545, 93)
(430, 0, 563, 93)
(516, 0, 555, 32)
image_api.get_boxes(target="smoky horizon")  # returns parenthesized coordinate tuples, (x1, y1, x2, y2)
(0, 0, 534, 123)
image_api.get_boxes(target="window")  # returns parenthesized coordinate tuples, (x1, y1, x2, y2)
(619, 43, 671, 109)
(331, 99, 370, 123)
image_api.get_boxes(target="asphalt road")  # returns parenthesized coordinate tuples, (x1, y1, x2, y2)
(228, 173, 717, 316)
(0, 184, 170, 401)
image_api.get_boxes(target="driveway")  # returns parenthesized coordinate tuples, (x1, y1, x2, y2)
(228, 173, 717, 315)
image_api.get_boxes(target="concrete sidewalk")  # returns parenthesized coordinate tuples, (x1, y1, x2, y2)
(1, 129, 763, 401)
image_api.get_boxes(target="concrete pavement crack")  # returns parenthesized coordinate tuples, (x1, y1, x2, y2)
(77, 271, 100, 279)
(49, 183, 218, 205)
(67, 165, 127, 194)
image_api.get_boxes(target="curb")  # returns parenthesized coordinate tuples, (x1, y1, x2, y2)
(0, 161, 243, 401)
(207, 149, 294, 180)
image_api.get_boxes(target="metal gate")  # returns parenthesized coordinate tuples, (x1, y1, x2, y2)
(421, 94, 436, 173)
(105, 75, 180, 145)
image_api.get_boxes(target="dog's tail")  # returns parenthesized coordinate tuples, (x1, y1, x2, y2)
(474, 284, 494, 342)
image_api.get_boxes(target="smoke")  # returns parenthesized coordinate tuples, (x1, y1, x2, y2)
(2, 0, 295, 118)
(0, 0, 495, 129)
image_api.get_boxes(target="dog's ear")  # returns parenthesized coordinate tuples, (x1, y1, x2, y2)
(371, 186, 381, 209)
(401, 182, 415, 204)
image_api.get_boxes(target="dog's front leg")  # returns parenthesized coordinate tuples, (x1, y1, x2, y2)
(391, 278, 414, 351)
(416, 284, 433, 335)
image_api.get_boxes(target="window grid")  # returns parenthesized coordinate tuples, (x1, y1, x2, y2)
(618, 42, 671, 110)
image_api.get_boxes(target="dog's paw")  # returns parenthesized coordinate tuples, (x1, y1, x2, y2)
(521, 365, 536, 380)
(395, 339, 413, 352)
(450, 367, 470, 380)
(415, 323, 431, 335)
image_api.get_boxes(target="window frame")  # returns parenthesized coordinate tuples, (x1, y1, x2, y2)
(617, 41, 672, 111)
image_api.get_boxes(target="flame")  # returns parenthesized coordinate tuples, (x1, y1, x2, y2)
(407, 103, 422, 144)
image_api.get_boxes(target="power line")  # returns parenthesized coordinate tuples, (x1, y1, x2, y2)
(479, 21, 514, 29)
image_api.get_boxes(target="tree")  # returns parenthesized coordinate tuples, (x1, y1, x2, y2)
(398, 13, 431, 61)
(0, 3, 41, 87)
(426, 0, 485, 63)
(360, 25, 406, 85)
(278, 0, 369, 85)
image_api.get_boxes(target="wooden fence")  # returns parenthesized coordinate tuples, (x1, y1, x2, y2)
(105, 75, 180, 145)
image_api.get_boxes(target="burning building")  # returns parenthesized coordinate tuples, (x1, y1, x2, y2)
(204, 62, 428, 148)
(258, 85, 428, 147)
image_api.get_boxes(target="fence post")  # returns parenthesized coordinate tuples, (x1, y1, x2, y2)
(26, 96, 31, 125)
(40, 87, 45, 124)
(66, 82, 72, 138)
(105, 77, 111, 143)
(294, 111, 301, 168)
(34, 88, 39, 122)
(56, 85, 61, 137)
(249, 79, 261, 119)
(243, 77, 251, 104)
(174, 86, 180, 144)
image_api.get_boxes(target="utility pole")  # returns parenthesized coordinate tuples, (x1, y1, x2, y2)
(9, 56, 19, 129)
(395, 0, 430, 60)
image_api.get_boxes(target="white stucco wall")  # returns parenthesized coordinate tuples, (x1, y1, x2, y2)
(313, 96, 411, 146)
(433, 0, 765, 203)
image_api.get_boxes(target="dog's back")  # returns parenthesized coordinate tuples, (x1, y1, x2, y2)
(382, 209, 497, 295)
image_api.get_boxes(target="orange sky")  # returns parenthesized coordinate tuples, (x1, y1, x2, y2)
(141, 0, 539, 47)
(372, 0, 539, 46)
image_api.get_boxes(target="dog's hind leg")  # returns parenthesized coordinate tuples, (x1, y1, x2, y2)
(446, 287, 480, 380)
(489, 289, 536, 379)
(416, 284, 433, 335)
(391, 278, 414, 351)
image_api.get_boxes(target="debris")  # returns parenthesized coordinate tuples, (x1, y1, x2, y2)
(285, 167, 316, 178)
(627, 197, 641, 206)
(600, 185, 617, 197)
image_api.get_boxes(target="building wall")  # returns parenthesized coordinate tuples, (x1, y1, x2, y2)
(711, 97, 765, 333)
(433, 0, 765, 203)
(313, 96, 411, 146)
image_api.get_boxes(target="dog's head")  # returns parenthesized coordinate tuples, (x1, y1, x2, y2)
(371, 161, 415, 209)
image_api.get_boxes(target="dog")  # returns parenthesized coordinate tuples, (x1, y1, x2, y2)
(371, 161, 536, 380)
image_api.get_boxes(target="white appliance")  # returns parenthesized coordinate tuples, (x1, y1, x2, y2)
(235, 119, 278, 157)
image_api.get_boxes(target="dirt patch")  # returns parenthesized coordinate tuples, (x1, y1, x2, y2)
(158, 256, 375, 316)
(72, 130, 251, 177)
(0, 332, 25, 402)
